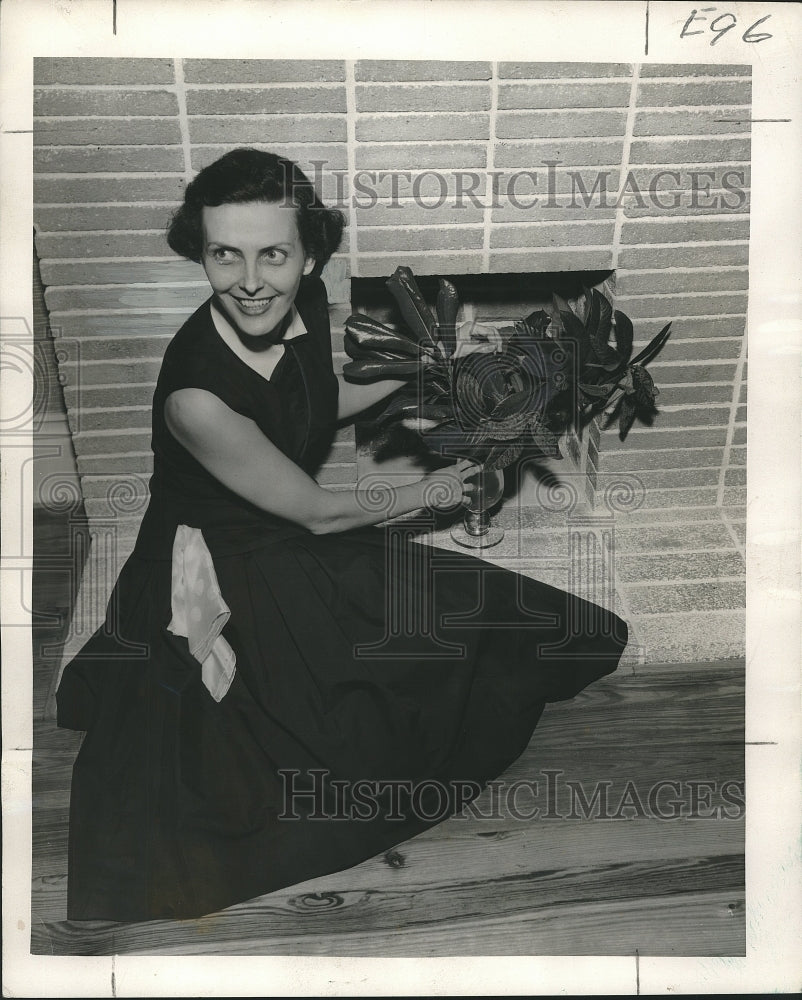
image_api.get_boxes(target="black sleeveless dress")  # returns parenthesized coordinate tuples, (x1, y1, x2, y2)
(57, 276, 629, 922)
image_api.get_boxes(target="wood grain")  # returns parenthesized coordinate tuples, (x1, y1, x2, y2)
(30, 508, 745, 957)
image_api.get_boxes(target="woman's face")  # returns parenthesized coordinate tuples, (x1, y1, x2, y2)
(201, 200, 315, 340)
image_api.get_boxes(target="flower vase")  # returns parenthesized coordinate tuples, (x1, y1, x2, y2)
(451, 468, 505, 548)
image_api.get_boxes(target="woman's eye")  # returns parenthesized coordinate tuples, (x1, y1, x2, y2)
(262, 249, 286, 264)
(210, 248, 238, 264)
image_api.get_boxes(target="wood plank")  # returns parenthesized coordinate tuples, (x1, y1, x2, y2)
(30, 888, 745, 957)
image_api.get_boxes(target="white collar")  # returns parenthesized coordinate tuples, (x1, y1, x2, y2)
(210, 300, 307, 343)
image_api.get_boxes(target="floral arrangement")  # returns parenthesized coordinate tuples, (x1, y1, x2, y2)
(343, 266, 672, 471)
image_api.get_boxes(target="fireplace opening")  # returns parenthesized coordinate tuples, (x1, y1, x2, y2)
(348, 269, 615, 512)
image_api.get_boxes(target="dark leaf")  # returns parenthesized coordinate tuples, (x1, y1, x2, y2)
(578, 382, 615, 398)
(584, 287, 601, 345)
(489, 387, 533, 421)
(631, 322, 672, 367)
(385, 266, 438, 346)
(342, 358, 423, 382)
(613, 310, 634, 363)
(631, 364, 660, 409)
(483, 441, 524, 470)
(436, 279, 460, 358)
(618, 395, 638, 440)
(522, 309, 552, 338)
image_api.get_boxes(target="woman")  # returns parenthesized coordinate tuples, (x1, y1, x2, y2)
(57, 148, 628, 922)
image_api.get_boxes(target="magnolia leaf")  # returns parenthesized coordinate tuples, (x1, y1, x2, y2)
(632, 364, 660, 409)
(584, 287, 601, 345)
(436, 279, 460, 358)
(345, 313, 422, 356)
(483, 441, 524, 471)
(490, 387, 533, 421)
(344, 338, 420, 363)
(631, 322, 672, 367)
(521, 309, 552, 339)
(618, 395, 638, 439)
(342, 358, 422, 382)
(578, 382, 615, 398)
(613, 310, 634, 363)
(386, 266, 438, 347)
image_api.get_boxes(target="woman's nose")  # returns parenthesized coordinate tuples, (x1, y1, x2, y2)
(239, 260, 264, 296)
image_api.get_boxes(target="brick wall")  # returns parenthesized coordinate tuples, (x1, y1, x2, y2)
(33, 58, 749, 661)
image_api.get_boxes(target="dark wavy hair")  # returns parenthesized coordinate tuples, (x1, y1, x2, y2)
(166, 148, 345, 267)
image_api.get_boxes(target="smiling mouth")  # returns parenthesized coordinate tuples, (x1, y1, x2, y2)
(232, 295, 277, 314)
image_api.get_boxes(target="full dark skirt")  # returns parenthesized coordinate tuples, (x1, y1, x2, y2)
(57, 525, 628, 921)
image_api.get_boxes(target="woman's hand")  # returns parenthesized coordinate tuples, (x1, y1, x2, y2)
(421, 459, 483, 511)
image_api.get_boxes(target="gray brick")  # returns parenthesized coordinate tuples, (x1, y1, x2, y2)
(190, 143, 348, 173)
(638, 81, 752, 105)
(640, 406, 731, 430)
(183, 60, 345, 83)
(623, 195, 751, 217)
(77, 408, 151, 433)
(358, 227, 484, 252)
(40, 259, 204, 286)
(620, 218, 750, 244)
(189, 114, 346, 144)
(641, 338, 742, 363)
(490, 221, 615, 248)
(627, 581, 745, 614)
(35, 88, 178, 117)
(34, 57, 175, 85)
(35, 231, 172, 259)
(45, 284, 208, 313)
(494, 140, 625, 168)
(490, 201, 617, 224)
(729, 446, 746, 466)
(51, 313, 186, 344)
(617, 244, 749, 270)
(356, 254, 484, 278)
(61, 362, 163, 388)
(34, 145, 184, 173)
(496, 110, 627, 139)
(498, 82, 631, 110)
(628, 164, 750, 188)
(57, 336, 172, 363)
(602, 425, 728, 451)
(725, 467, 746, 486)
(65, 384, 154, 409)
(317, 464, 358, 486)
(356, 114, 490, 142)
(722, 486, 746, 506)
(629, 137, 751, 165)
(599, 446, 726, 472)
(186, 87, 346, 115)
(636, 611, 744, 664)
(640, 64, 751, 78)
(489, 250, 614, 272)
(35, 204, 176, 234)
(34, 118, 182, 147)
(612, 466, 722, 489)
(354, 203, 484, 227)
(615, 294, 748, 319)
(355, 143, 487, 171)
(616, 551, 744, 583)
(735, 404, 746, 423)
(613, 520, 734, 552)
(34, 175, 186, 205)
(634, 109, 752, 136)
(616, 269, 748, 295)
(499, 63, 633, 79)
(77, 452, 154, 476)
(356, 84, 490, 113)
(355, 61, 491, 82)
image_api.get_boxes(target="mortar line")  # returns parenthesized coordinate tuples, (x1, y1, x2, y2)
(480, 61, 499, 273)
(172, 59, 193, 184)
(717, 316, 748, 506)
(611, 63, 641, 272)
(344, 60, 359, 278)
(719, 509, 747, 560)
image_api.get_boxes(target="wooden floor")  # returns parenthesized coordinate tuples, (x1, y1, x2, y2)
(30, 507, 745, 957)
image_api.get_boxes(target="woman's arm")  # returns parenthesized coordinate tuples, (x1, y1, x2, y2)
(165, 388, 479, 535)
(335, 374, 407, 422)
